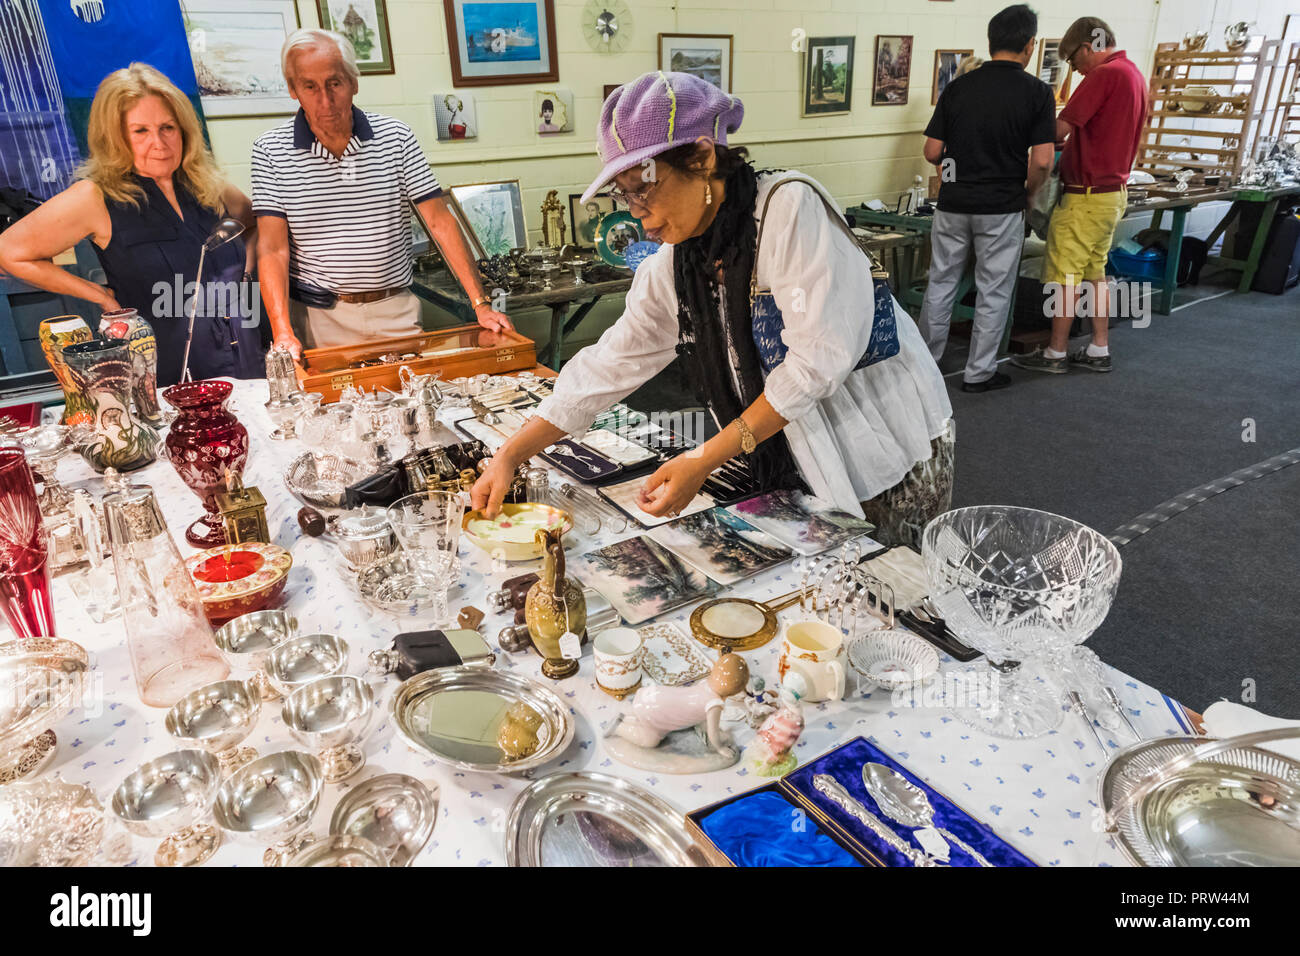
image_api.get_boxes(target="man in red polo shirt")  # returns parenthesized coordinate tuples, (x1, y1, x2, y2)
(1013, 17, 1147, 375)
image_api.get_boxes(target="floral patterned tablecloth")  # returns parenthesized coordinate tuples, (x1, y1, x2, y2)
(32, 379, 1189, 867)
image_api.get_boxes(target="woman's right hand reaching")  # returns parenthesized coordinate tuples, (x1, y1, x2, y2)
(471, 454, 519, 519)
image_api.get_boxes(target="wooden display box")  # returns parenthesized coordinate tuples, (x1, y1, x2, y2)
(294, 324, 536, 403)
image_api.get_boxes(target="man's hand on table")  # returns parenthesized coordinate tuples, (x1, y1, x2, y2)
(475, 303, 514, 334)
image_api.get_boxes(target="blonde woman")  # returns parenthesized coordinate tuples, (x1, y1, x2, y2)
(0, 63, 263, 385)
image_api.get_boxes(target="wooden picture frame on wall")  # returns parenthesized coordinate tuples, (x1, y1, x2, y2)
(443, 0, 559, 87)
(183, 0, 302, 119)
(932, 49, 973, 104)
(802, 36, 855, 116)
(316, 0, 395, 74)
(1037, 37, 1072, 105)
(658, 33, 734, 92)
(872, 34, 912, 106)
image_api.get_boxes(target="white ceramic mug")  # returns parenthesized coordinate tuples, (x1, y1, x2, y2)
(778, 620, 845, 702)
(594, 627, 643, 696)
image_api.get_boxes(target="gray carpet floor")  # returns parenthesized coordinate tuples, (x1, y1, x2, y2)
(622, 273, 1300, 717)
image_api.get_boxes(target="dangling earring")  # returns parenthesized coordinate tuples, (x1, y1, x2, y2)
(705, 182, 713, 206)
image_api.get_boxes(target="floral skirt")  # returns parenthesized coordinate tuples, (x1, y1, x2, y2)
(859, 419, 955, 551)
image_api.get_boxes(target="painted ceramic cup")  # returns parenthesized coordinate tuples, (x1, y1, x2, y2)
(778, 620, 846, 703)
(37, 315, 94, 427)
(593, 627, 643, 698)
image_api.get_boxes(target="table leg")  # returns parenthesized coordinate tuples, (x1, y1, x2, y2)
(1155, 207, 1186, 316)
(539, 303, 570, 369)
(1238, 198, 1280, 294)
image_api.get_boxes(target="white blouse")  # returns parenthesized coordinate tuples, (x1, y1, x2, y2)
(534, 171, 953, 515)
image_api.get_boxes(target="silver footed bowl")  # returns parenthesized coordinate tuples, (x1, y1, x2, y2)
(212, 750, 324, 866)
(264, 633, 349, 698)
(164, 679, 263, 774)
(214, 609, 297, 700)
(281, 675, 376, 783)
(111, 749, 224, 867)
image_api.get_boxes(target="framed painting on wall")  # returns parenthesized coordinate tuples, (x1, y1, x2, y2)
(450, 180, 528, 256)
(1037, 38, 1073, 105)
(443, 0, 558, 87)
(658, 33, 733, 92)
(872, 34, 912, 106)
(802, 36, 854, 116)
(569, 192, 617, 249)
(932, 49, 973, 104)
(316, 0, 394, 74)
(182, 0, 301, 118)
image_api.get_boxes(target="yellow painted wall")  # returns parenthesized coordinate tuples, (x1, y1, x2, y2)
(202, 0, 1265, 353)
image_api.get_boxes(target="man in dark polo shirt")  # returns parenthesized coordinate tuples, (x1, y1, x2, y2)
(1012, 16, 1148, 376)
(920, 4, 1056, 393)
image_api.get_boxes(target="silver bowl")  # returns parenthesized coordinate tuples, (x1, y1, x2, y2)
(281, 675, 376, 783)
(285, 452, 368, 509)
(164, 679, 263, 775)
(264, 633, 349, 698)
(329, 773, 438, 866)
(111, 749, 224, 867)
(287, 833, 390, 867)
(212, 750, 324, 867)
(213, 609, 297, 700)
(327, 507, 399, 568)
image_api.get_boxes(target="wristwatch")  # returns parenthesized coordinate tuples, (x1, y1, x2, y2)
(733, 416, 757, 455)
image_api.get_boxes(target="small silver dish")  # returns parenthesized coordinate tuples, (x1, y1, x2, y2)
(212, 750, 324, 867)
(281, 675, 376, 783)
(264, 633, 349, 698)
(287, 834, 390, 867)
(352, 553, 453, 623)
(111, 749, 224, 867)
(329, 773, 438, 866)
(327, 507, 399, 568)
(285, 452, 368, 509)
(213, 609, 297, 701)
(164, 679, 263, 775)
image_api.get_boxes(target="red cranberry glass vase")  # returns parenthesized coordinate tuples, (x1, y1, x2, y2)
(0, 447, 56, 638)
(162, 380, 249, 548)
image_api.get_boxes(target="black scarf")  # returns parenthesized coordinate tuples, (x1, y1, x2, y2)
(673, 162, 805, 494)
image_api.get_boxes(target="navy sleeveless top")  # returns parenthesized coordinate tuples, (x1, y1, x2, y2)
(96, 175, 264, 386)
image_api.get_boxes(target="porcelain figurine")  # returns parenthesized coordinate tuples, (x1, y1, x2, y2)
(744, 685, 805, 777)
(608, 653, 748, 758)
(497, 700, 545, 762)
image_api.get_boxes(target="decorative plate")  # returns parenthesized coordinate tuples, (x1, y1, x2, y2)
(462, 502, 573, 562)
(185, 543, 293, 624)
(637, 622, 713, 685)
(594, 211, 645, 267)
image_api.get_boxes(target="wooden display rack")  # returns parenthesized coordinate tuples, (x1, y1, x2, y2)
(293, 324, 536, 403)
(1264, 41, 1300, 145)
(1138, 41, 1281, 182)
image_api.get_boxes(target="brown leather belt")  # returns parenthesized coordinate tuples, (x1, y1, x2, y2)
(1062, 184, 1126, 195)
(334, 286, 408, 305)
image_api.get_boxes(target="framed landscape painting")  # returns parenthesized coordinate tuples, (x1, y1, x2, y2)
(182, 0, 300, 118)
(444, 0, 558, 87)
(658, 33, 732, 92)
(803, 36, 855, 115)
(872, 34, 912, 106)
(450, 180, 528, 256)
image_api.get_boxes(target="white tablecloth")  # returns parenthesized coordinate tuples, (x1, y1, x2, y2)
(35, 378, 1189, 867)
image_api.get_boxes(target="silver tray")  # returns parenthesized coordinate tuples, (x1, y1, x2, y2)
(284, 452, 368, 508)
(1101, 735, 1300, 867)
(390, 667, 573, 774)
(329, 773, 438, 867)
(506, 771, 711, 867)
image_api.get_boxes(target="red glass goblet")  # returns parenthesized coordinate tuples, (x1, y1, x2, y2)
(0, 448, 55, 639)
(162, 380, 250, 548)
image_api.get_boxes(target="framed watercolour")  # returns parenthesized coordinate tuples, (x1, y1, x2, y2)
(569, 193, 616, 249)
(932, 48, 973, 104)
(658, 33, 733, 92)
(443, 0, 558, 87)
(872, 34, 912, 106)
(802, 36, 855, 116)
(434, 93, 476, 140)
(316, 0, 394, 74)
(450, 180, 528, 256)
(182, 0, 301, 118)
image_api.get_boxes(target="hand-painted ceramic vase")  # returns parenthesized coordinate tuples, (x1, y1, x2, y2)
(100, 308, 162, 426)
(525, 528, 586, 680)
(61, 339, 160, 473)
(37, 315, 95, 427)
(162, 379, 249, 548)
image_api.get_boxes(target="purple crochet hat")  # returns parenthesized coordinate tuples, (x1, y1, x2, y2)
(581, 71, 744, 203)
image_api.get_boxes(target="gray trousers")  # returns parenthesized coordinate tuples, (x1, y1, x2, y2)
(919, 209, 1025, 383)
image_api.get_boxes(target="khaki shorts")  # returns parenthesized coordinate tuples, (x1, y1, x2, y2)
(290, 289, 422, 349)
(1042, 188, 1127, 286)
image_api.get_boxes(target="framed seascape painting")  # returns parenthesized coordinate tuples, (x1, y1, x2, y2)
(872, 34, 912, 106)
(182, 0, 301, 118)
(932, 48, 972, 104)
(316, 0, 394, 74)
(803, 36, 854, 116)
(443, 0, 558, 87)
(658, 33, 732, 92)
(449, 180, 528, 256)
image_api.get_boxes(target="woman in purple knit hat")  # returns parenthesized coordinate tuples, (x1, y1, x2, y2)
(473, 72, 953, 547)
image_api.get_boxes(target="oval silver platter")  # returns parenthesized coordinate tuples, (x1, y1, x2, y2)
(329, 773, 438, 867)
(506, 771, 712, 867)
(1100, 735, 1300, 867)
(284, 452, 367, 509)
(390, 666, 574, 774)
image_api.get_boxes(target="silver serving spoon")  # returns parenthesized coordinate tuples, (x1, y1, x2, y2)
(862, 762, 994, 867)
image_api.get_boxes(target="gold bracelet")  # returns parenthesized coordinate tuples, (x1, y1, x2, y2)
(733, 416, 757, 454)
(472, 296, 491, 308)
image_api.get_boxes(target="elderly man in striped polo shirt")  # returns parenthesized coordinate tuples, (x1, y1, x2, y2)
(253, 29, 510, 356)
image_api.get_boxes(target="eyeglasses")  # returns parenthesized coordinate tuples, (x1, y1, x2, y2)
(608, 170, 670, 210)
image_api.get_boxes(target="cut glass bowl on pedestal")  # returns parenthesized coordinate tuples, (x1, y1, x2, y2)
(921, 505, 1122, 739)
